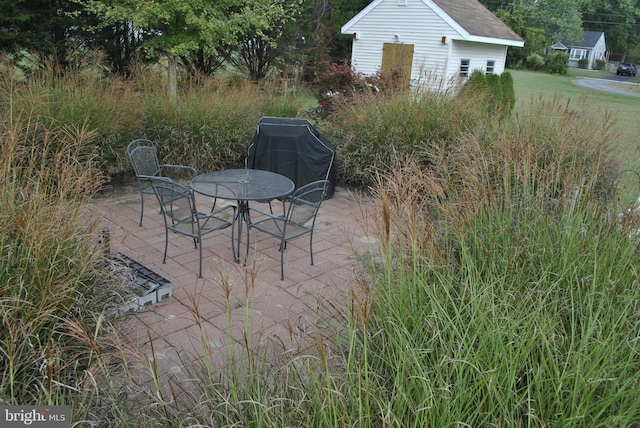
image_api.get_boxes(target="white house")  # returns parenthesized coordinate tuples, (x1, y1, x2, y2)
(550, 31, 607, 70)
(341, 0, 524, 93)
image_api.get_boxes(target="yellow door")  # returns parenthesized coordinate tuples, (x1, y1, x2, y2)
(381, 43, 414, 89)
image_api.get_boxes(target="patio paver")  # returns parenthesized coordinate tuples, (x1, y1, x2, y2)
(90, 183, 379, 384)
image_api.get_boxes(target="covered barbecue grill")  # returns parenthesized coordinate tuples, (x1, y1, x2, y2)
(247, 117, 336, 199)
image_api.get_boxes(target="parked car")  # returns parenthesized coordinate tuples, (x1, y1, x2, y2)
(617, 63, 637, 76)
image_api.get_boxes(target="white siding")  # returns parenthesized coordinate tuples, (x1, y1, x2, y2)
(348, 0, 457, 89)
(591, 34, 606, 69)
(567, 34, 606, 70)
(448, 41, 507, 76)
(345, 0, 513, 93)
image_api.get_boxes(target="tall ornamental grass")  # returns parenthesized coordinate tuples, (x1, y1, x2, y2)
(0, 97, 121, 408)
(351, 188, 640, 425)
(322, 85, 620, 191)
(1, 51, 145, 168)
(0, 52, 314, 176)
(348, 95, 639, 425)
(81, 93, 640, 427)
(3, 51, 638, 425)
(322, 88, 482, 188)
(140, 80, 267, 172)
(134, 71, 312, 172)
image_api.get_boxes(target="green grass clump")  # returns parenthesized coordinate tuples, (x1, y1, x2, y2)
(510, 69, 640, 168)
(347, 101, 639, 423)
(353, 195, 640, 425)
(140, 81, 259, 172)
(20, 57, 145, 168)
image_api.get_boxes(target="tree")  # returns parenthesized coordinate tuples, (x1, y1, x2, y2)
(180, 47, 231, 80)
(583, 0, 640, 59)
(631, 42, 640, 62)
(0, 0, 84, 65)
(482, 0, 584, 63)
(494, 8, 547, 68)
(228, 1, 301, 82)
(297, 0, 371, 81)
(80, 0, 290, 98)
(511, 0, 584, 44)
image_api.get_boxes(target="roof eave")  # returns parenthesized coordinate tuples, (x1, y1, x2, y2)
(341, 0, 383, 34)
(461, 35, 524, 47)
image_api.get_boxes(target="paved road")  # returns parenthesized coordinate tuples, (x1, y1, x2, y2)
(573, 76, 640, 97)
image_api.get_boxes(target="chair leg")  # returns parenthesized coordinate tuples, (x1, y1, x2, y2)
(162, 229, 168, 264)
(245, 220, 251, 265)
(280, 237, 285, 281)
(138, 189, 145, 226)
(309, 231, 314, 266)
(231, 215, 237, 262)
(198, 239, 203, 278)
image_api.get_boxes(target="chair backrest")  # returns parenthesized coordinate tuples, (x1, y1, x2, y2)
(285, 180, 329, 226)
(148, 177, 196, 225)
(127, 139, 162, 178)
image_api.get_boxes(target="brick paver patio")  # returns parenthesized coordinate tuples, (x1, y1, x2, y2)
(91, 183, 379, 383)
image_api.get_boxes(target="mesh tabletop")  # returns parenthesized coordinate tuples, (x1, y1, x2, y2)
(190, 169, 294, 201)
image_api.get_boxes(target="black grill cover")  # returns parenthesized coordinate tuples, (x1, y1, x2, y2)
(247, 117, 336, 199)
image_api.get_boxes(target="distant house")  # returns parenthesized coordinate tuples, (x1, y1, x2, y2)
(341, 0, 524, 93)
(550, 31, 607, 70)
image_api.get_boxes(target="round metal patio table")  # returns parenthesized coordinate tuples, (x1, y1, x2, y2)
(190, 169, 295, 263)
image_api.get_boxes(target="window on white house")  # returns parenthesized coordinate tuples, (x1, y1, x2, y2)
(460, 59, 470, 77)
(569, 49, 587, 60)
(486, 60, 496, 74)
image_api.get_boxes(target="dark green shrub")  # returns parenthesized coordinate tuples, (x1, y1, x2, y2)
(463, 69, 489, 92)
(486, 72, 503, 106)
(526, 53, 545, 71)
(545, 52, 569, 75)
(595, 59, 606, 70)
(578, 58, 589, 69)
(501, 71, 515, 113)
(457, 70, 515, 120)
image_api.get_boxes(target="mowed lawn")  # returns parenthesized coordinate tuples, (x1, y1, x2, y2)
(511, 69, 640, 169)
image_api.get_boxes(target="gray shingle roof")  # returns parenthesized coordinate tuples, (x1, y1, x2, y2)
(564, 31, 604, 49)
(431, 0, 523, 42)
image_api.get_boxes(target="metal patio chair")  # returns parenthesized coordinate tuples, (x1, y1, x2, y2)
(247, 180, 329, 280)
(147, 176, 236, 278)
(127, 138, 198, 226)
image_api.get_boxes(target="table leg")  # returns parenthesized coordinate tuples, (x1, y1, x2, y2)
(235, 200, 249, 264)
